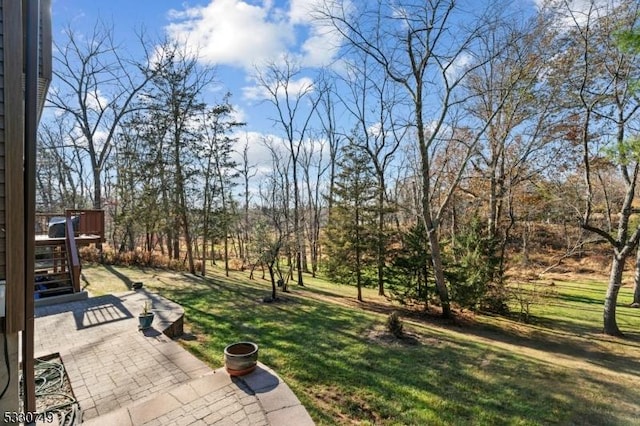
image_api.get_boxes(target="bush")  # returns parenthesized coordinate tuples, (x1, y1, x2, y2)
(386, 311, 404, 338)
(509, 281, 555, 323)
(79, 247, 191, 272)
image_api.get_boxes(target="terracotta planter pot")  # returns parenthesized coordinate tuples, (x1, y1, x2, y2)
(224, 342, 258, 376)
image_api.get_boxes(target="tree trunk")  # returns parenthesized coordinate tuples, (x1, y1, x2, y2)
(201, 233, 208, 276)
(301, 237, 309, 273)
(522, 222, 530, 267)
(180, 205, 195, 274)
(419, 133, 451, 317)
(426, 224, 451, 318)
(604, 253, 625, 336)
(173, 220, 181, 260)
(224, 231, 230, 277)
(268, 263, 277, 300)
(377, 188, 385, 296)
(632, 247, 640, 306)
(356, 252, 363, 302)
(310, 240, 318, 278)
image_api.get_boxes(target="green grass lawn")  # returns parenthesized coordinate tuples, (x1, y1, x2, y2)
(80, 264, 640, 425)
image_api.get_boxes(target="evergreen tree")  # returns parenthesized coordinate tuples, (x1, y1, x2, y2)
(325, 143, 377, 301)
(447, 217, 504, 312)
(387, 222, 432, 310)
(197, 96, 244, 277)
(141, 40, 214, 273)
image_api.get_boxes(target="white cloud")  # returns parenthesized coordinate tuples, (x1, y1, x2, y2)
(285, 76, 315, 96)
(289, 0, 317, 24)
(233, 131, 275, 171)
(295, 0, 351, 67)
(242, 76, 314, 102)
(367, 122, 383, 138)
(535, 0, 623, 27)
(242, 84, 269, 102)
(230, 104, 247, 125)
(165, 0, 344, 70)
(86, 89, 108, 111)
(231, 131, 290, 198)
(166, 0, 295, 69)
(445, 52, 472, 83)
(299, 21, 342, 67)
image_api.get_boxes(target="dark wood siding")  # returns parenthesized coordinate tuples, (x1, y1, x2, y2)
(3, 0, 26, 333)
(0, 1, 5, 281)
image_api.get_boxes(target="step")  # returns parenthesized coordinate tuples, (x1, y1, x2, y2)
(35, 278, 72, 287)
(34, 290, 88, 307)
(34, 286, 73, 300)
(81, 363, 313, 426)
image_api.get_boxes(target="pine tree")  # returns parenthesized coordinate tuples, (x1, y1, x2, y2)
(197, 96, 244, 277)
(325, 143, 377, 302)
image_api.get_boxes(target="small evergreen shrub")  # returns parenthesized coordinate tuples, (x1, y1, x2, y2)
(386, 311, 404, 338)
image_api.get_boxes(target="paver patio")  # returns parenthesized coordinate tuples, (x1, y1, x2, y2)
(34, 289, 314, 425)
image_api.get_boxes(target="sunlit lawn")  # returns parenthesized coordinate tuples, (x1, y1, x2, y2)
(81, 264, 640, 425)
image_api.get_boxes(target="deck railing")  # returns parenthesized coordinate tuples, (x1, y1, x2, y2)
(65, 209, 105, 241)
(35, 209, 105, 242)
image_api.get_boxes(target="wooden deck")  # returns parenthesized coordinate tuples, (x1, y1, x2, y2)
(35, 234, 103, 247)
(35, 209, 105, 243)
(34, 210, 105, 298)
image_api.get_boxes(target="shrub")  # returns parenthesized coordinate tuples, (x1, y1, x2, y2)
(386, 311, 404, 338)
(509, 281, 555, 323)
(79, 247, 191, 272)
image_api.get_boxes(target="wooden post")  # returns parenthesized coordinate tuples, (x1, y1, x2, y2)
(66, 218, 81, 293)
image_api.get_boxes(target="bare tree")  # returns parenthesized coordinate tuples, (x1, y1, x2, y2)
(548, 0, 640, 335)
(300, 135, 329, 278)
(566, 1, 640, 335)
(463, 11, 569, 275)
(48, 21, 153, 210)
(316, 77, 343, 218)
(338, 51, 405, 296)
(254, 57, 322, 286)
(617, 10, 640, 307)
(252, 140, 292, 296)
(320, 0, 510, 317)
(237, 139, 257, 269)
(37, 117, 91, 210)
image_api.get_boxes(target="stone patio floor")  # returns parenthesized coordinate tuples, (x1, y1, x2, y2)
(34, 289, 314, 425)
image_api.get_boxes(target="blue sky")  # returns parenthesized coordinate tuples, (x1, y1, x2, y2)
(51, 0, 336, 138)
(51, 0, 599, 179)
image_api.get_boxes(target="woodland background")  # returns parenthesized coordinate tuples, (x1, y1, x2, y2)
(37, 0, 640, 336)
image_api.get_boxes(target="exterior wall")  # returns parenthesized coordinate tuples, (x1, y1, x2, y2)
(3, 0, 26, 335)
(0, 0, 51, 413)
(0, 0, 5, 282)
(0, 0, 21, 413)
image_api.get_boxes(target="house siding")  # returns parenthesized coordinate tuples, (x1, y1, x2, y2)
(0, 2, 20, 416)
(0, 1, 5, 281)
(3, 0, 26, 333)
